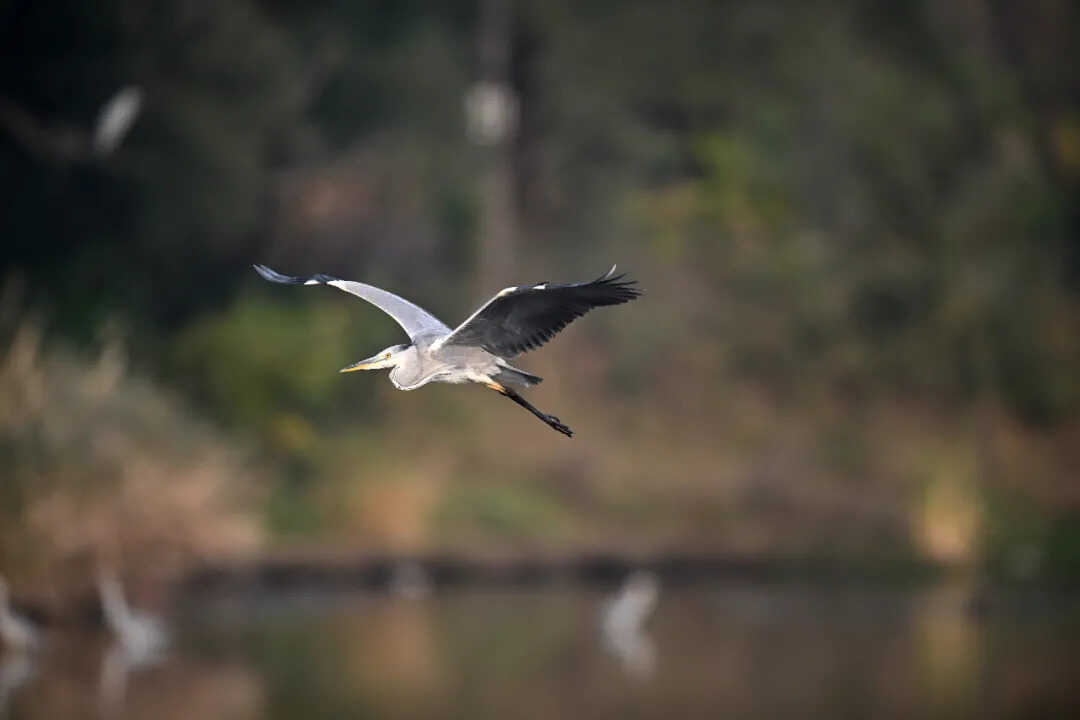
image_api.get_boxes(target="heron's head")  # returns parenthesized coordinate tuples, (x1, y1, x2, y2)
(340, 343, 411, 373)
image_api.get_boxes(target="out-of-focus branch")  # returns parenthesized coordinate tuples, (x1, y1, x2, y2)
(0, 97, 89, 164)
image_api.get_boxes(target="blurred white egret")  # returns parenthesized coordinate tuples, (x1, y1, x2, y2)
(600, 571, 660, 679)
(92, 86, 143, 156)
(0, 576, 40, 653)
(96, 569, 167, 659)
(96, 569, 168, 715)
(389, 562, 432, 600)
(464, 81, 518, 145)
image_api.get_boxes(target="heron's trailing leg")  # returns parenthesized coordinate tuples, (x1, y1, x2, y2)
(486, 382, 573, 437)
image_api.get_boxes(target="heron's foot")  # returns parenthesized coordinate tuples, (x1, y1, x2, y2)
(492, 383, 574, 437)
(544, 414, 574, 437)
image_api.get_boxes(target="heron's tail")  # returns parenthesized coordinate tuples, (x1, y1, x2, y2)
(495, 365, 543, 388)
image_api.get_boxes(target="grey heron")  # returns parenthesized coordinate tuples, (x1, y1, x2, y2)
(253, 264, 641, 436)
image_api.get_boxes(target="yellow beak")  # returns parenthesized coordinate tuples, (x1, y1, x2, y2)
(340, 354, 390, 373)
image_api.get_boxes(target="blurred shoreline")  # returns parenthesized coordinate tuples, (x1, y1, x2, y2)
(183, 549, 949, 597)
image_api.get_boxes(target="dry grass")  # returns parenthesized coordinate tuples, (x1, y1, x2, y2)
(0, 320, 263, 606)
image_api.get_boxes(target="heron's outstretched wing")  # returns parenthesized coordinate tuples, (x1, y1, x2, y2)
(253, 265, 450, 340)
(439, 266, 640, 357)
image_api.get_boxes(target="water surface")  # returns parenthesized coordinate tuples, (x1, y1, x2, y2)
(4, 581, 1079, 719)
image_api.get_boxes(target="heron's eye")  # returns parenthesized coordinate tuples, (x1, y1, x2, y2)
(384, 352, 391, 359)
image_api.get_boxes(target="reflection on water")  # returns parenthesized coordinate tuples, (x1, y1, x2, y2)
(1, 652, 36, 716)
(96, 568, 171, 717)
(3, 581, 1080, 719)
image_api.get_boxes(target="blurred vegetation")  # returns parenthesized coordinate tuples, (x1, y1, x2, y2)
(0, 314, 261, 604)
(2, 0, 1079, 587)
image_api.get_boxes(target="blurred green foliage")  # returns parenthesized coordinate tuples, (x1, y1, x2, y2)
(174, 293, 369, 429)
(982, 485, 1080, 587)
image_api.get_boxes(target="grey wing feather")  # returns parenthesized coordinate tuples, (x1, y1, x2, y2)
(440, 266, 641, 357)
(253, 265, 450, 340)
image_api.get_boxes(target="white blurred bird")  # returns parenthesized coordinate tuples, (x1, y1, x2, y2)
(0, 576, 40, 653)
(600, 571, 660, 679)
(92, 86, 143, 156)
(96, 568, 167, 659)
(97, 569, 168, 715)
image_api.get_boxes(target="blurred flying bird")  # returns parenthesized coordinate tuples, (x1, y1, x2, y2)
(0, 85, 142, 164)
(0, 577, 40, 653)
(92, 86, 143, 157)
(254, 264, 641, 436)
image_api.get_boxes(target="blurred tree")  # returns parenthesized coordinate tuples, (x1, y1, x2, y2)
(1, 0, 1078, 564)
(1, 0, 306, 336)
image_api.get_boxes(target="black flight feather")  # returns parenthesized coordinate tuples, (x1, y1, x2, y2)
(444, 268, 641, 358)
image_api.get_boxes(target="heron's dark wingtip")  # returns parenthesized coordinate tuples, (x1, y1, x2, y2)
(591, 269, 643, 305)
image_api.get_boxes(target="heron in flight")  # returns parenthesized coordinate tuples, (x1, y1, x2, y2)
(254, 264, 640, 436)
